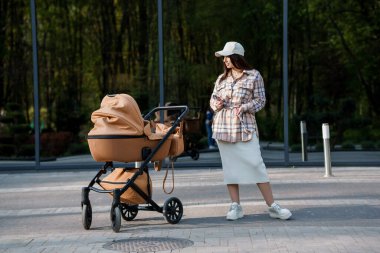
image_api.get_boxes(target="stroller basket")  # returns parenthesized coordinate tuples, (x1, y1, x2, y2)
(81, 94, 188, 232)
(99, 167, 152, 205)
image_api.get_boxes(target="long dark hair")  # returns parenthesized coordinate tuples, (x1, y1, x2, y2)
(220, 54, 252, 82)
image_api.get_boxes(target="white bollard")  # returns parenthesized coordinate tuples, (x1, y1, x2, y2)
(322, 123, 333, 177)
(300, 121, 308, 161)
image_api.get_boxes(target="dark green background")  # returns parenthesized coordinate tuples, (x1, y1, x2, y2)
(0, 0, 379, 157)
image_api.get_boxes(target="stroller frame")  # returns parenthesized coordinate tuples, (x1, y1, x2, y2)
(81, 105, 189, 232)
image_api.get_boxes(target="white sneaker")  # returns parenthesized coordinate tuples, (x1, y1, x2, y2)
(268, 203, 292, 220)
(226, 202, 244, 220)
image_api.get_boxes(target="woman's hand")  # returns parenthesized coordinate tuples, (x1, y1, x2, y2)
(234, 106, 242, 116)
(215, 99, 224, 110)
(213, 95, 224, 111)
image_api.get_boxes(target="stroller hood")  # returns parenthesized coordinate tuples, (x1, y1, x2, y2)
(88, 94, 144, 136)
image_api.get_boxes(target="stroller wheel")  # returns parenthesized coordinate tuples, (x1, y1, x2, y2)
(110, 205, 121, 233)
(190, 150, 200, 160)
(163, 197, 183, 224)
(120, 204, 139, 221)
(82, 203, 92, 230)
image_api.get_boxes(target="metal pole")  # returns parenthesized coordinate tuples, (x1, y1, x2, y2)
(30, 0, 40, 170)
(157, 0, 165, 122)
(300, 121, 308, 161)
(156, 1, 166, 167)
(322, 123, 333, 177)
(283, 0, 289, 165)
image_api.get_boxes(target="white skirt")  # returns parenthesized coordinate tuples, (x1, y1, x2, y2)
(217, 135, 269, 184)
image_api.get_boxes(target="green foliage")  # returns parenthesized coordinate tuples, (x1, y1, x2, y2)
(198, 136, 208, 150)
(0, 0, 379, 158)
(257, 115, 282, 142)
(290, 144, 302, 153)
(315, 143, 324, 152)
(361, 141, 376, 151)
(341, 141, 355, 151)
(0, 144, 16, 157)
(18, 144, 35, 157)
(40, 132, 73, 157)
(343, 129, 363, 143)
(65, 142, 90, 156)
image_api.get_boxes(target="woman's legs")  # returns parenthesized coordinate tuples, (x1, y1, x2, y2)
(227, 184, 240, 203)
(257, 182, 274, 206)
(228, 183, 274, 205)
(226, 184, 243, 220)
(258, 182, 292, 219)
(227, 182, 291, 220)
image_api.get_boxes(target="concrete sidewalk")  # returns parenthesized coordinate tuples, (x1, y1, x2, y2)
(0, 166, 379, 252)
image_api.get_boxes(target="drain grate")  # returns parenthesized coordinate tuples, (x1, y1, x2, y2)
(103, 237, 194, 252)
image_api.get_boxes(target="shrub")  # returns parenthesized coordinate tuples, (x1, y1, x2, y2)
(65, 142, 90, 155)
(197, 136, 208, 149)
(341, 141, 355, 150)
(12, 124, 31, 134)
(314, 143, 324, 151)
(290, 144, 301, 152)
(18, 144, 35, 157)
(361, 141, 376, 151)
(40, 131, 73, 156)
(369, 128, 380, 140)
(342, 129, 362, 142)
(0, 136, 13, 144)
(0, 144, 16, 157)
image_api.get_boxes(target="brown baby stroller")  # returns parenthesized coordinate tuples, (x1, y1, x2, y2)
(81, 94, 188, 232)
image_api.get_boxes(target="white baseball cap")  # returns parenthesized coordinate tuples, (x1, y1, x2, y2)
(215, 41, 245, 57)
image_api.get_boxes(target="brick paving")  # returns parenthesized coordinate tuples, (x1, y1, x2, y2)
(0, 159, 379, 252)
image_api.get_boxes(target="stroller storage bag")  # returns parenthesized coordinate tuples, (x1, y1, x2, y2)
(99, 168, 152, 204)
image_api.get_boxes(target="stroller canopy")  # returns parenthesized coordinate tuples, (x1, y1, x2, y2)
(89, 94, 144, 136)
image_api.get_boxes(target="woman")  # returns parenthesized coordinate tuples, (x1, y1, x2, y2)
(210, 41, 292, 221)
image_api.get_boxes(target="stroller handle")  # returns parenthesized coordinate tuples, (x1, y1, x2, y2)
(143, 105, 189, 122)
(137, 105, 188, 169)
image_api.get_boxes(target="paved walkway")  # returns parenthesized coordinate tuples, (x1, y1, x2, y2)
(0, 165, 379, 252)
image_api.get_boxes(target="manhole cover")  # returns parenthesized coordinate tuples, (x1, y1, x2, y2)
(103, 237, 194, 252)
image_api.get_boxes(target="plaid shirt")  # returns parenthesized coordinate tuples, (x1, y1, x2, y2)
(210, 69, 266, 142)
